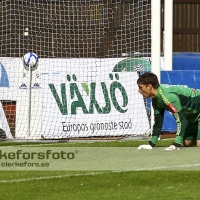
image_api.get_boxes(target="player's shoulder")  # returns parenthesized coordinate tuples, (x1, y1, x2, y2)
(159, 84, 197, 98)
(158, 84, 174, 94)
(160, 84, 187, 91)
(158, 85, 181, 100)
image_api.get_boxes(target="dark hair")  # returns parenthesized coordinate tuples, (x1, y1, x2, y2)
(137, 72, 160, 89)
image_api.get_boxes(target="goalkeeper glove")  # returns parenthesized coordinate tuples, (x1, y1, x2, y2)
(164, 142, 180, 150)
(137, 141, 155, 150)
(137, 144, 152, 150)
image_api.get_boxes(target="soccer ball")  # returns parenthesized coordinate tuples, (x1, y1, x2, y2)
(23, 52, 39, 71)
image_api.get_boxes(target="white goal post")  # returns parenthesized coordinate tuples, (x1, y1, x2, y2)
(0, 0, 169, 140)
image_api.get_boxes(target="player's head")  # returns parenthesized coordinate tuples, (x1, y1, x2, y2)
(137, 72, 160, 88)
(137, 72, 160, 98)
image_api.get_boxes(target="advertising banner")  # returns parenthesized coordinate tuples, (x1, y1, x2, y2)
(10, 58, 150, 138)
(42, 70, 150, 138)
(2, 56, 200, 138)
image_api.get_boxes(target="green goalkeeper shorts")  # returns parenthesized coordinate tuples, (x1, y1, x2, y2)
(183, 122, 200, 140)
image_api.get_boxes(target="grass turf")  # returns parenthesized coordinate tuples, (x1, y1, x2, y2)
(0, 139, 199, 200)
(0, 171, 199, 200)
(0, 138, 174, 147)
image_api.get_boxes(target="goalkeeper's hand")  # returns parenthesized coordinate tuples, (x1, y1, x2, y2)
(137, 144, 153, 150)
(164, 142, 180, 150)
(137, 141, 155, 150)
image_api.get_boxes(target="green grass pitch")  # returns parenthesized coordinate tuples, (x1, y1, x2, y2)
(0, 139, 199, 200)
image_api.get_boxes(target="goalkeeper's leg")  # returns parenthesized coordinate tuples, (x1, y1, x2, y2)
(197, 140, 200, 148)
(183, 123, 197, 147)
(196, 129, 200, 147)
(183, 131, 196, 147)
(183, 139, 196, 147)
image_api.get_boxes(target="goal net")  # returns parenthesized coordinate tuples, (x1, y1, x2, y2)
(0, 0, 151, 140)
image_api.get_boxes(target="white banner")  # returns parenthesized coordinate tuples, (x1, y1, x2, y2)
(41, 68, 150, 138)
(1, 57, 150, 139)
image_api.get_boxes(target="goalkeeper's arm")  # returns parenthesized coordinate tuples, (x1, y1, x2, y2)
(137, 107, 164, 149)
(149, 107, 165, 147)
(164, 110, 188, 150)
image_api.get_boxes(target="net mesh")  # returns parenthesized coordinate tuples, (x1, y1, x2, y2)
(0, 0, 151, 140)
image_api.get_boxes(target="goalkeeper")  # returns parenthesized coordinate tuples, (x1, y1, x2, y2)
(137, 72, 200, 150)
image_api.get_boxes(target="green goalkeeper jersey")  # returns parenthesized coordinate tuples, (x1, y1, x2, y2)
(151, 84, 200, 145)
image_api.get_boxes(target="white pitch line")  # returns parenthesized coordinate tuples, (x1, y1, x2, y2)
(128, 163, 200, 171)
(0, 171, 110, 183)
(1, 163, 200, 183)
